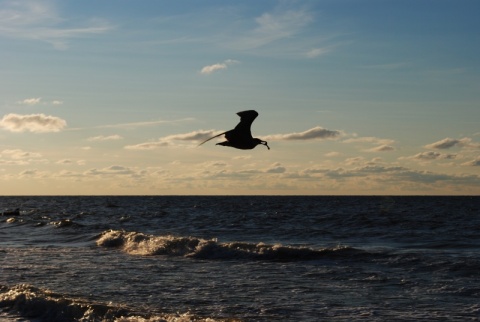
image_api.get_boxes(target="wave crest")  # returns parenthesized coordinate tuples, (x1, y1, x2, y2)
(0, 284, 238, 322)
(97, 230, 359, 261)
(0, 284, 130, 321)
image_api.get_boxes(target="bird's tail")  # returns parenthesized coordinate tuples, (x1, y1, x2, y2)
(198, 131, 226, 147)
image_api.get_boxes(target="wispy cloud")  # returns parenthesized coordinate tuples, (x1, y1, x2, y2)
(85, 165, 139, 177)
(1, 149, 42, 159)
(125, 130, 218, 150)
(462, 158, 480, 167)
(87, 135, 123, 142)
(366, 145, 395, 152)
(0, 148, 45, 165)
(127, 126, 344, 150)
(301, 164, 480, 187)
(56, 159, 73, 165)
(124, 141, 171, 150)
(325, 151, 341, 157)
(0, 113, 66, 133)
(343, 137, 395, 145)
(424, 137, 479, 149)
(406, 151, 457, 161)
(234, 8, 313, 50)
(16, 97, 64, 106)
(305, 47, 329, 58)
(200, 63, 227, 74)
(97, 118, 194, 129)
(266, 162, 286, 174)
(163, 130, 219, 142)
(0, 0, 112, 49)
(264, 126, 343, 141)
(17, 97, 41, 106)
(342, 136, 396, 152)
(200, 59, 239, 75)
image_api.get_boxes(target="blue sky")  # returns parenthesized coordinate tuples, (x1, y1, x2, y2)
(0, 0, 479, 195)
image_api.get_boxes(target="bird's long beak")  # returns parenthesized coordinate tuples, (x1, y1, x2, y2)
(261, 141, 270, 150)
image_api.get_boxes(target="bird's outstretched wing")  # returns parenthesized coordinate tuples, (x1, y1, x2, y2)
(198, 131, 226, 146)
(198, 110, 259, 146)
(233, 110, 258, 139)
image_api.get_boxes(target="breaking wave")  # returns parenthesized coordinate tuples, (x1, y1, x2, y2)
(96, 229, 361, 261)
(0, 284, 239, 322)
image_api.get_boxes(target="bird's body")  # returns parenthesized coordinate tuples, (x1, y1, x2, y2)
(199, 110, 270, 150)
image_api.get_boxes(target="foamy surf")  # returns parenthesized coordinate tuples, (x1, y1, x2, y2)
(3, 196, 478, 320)
(0, 284, 239, 322)
(96, 229, 359, 261)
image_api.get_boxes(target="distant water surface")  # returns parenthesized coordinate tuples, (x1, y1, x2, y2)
(1, 196, 479, 321)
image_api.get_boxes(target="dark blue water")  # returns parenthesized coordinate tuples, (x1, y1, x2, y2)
(1, 196, 479, 321)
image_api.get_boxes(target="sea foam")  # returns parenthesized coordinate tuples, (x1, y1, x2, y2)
(96, 229, 358, 261)
(0, 284, 239, 322)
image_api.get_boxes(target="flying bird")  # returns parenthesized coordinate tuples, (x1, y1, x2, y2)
(199, 110, 270, 150)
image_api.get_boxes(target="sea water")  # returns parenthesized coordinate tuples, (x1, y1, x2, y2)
(1, 196, 479, 321)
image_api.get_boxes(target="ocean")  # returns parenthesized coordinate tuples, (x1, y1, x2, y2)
(1, 196, 479, 321)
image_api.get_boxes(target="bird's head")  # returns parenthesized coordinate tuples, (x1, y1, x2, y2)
(255, 138, 270, 150)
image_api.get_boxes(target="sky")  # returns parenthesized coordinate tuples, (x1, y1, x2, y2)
(0, 0, 479, 195)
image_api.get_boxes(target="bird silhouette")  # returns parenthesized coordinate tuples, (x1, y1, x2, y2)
(199, 110, 270, 150)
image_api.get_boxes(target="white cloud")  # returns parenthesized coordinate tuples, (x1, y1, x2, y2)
(343, 136, 396, 152)
(19, 169, 40, 177)
(424, 137, 477, 149)
(2, 149, 42, 159)
(343, 136, 395, 145)
(232, 155, 252, 160)
(0, 159, 28, 166)
(266, 163, 286, 173)
(367, 145, 395, 152)
(224, 59, 240, 65)
(302, 164, 480, 187)
(127, 126, 343, 150)
(201, 63, 227, 74)
(56, 159, 73, 164)
(16, 98, 63, 106)
(17, 97, 41, 105)
(125, 130, 219, 150)
(462, 158, 480, 167)
(344, 157, 365, 166)
(163, 130, 219, 142)
(408, 151, 457, 161)
(264, 126, 343, 141)
(0, 0, 112, 49)
(0, 149, 46, 166)
(87, 135, 123, 142)
(0, 113, 66, 133)
(220, 5, 343, 60)
(125, 141, 170, 150)
(200, 161, 228, 168)
(200, 59, 239, 75)
(325, 151, 341, 157)
(306, 47, 330, 58)
(424, 138, 461, 149)
(198, 162, 288, 181)
(82, 166, 146, 181)
(239, 9, 313, 49)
